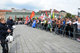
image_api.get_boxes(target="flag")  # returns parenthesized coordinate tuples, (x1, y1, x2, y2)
(40, 16, 44, 19)
(32, 20, 36, 28)
(51, 15, 53, 19)
(51, 9, 53, 15)
(30, 11, 35, 19)
(51, 9, 53, 19)
(53, 11, 54, 19)
(48, 14, 51, 18)
(35, 17, 38, 19)
(43, 14, 45, 19)
(45, 11, 48, 17)
(26, 16, 29, 21)
(39, 13, 44, 19)
(25, 16, 29, 24)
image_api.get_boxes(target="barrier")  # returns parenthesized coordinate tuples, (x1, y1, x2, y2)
(26, 21, 80, 40)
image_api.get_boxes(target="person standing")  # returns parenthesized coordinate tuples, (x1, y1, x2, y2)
(0, 17, 11, 53)
(32, 19, 36, 28)
(7, 16, 14, 36)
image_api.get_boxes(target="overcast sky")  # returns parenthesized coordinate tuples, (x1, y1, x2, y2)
(0, 0, 80, 15)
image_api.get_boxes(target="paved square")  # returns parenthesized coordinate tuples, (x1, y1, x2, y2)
(0, 25, 80, 53)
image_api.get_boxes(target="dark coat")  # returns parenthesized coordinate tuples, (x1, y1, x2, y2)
(7, 19, 14, 29)
(0, 23, 9, 40)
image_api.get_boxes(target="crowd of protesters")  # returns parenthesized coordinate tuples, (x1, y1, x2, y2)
(0, 16, 14, 53)
(25, 17, 80, 41)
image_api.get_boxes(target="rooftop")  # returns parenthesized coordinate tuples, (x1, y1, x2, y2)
(0, 10, 12, 12)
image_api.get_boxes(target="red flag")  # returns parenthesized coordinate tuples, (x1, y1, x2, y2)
(26, 16, 29, 21)
(30, 11, 35, 19)
(41, 16, 44, 19)
(45, 11, 48, 17)
(25, 16, 29, 24)
(39, 16, 44, 19)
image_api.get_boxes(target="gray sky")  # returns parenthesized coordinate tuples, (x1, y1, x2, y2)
(0, 0, 80, 15)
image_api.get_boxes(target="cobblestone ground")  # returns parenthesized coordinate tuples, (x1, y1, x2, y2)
(0, 25, 80, 53)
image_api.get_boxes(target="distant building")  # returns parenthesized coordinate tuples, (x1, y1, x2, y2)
(59, 10, 67, 18)
(0, 8, 41, 21)
(53, 9, 60, 18)
(38, 9, 66, 18)
(38, 9, 51, 14)
(11, 8, 32, 13)
(0, 8, 68, 21)
(5, 8, 41, 21)
(0, 10, 12, 19)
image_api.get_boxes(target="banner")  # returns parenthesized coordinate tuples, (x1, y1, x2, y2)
(51, 9, 53, 19)
(53, 11, 54, 19)
(45, 11, 48, 17)
(26, 16, 29, 21)
(30, 11, 35, 19)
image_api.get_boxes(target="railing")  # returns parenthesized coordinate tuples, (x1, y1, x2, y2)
(54, 24, 80, 40)
(26, 21, 80, 40)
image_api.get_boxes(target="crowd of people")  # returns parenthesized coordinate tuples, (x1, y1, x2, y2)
(0, 16, 14, 53)
(0, 15, 80, 53)
(25, 17, 80, 41)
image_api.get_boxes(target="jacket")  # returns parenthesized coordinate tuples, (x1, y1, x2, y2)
(0, 23, 9, 40)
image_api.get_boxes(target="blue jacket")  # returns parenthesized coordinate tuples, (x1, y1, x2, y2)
(32, 20, 36, 28)
(0, 23, 9, 40)
(63, 21, 66, 25)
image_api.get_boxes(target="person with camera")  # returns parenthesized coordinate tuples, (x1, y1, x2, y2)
(0, 17, 11, 53)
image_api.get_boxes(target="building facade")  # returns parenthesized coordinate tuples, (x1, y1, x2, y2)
(0, 10, 12, 19)
(59, 10, 67, 18)
(38, 9, 66, 18)
(0, 8, 68, 21)
(53, 9, 60, 18)
(5, 12, 41, 21)
(0, 8, 41, 21)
